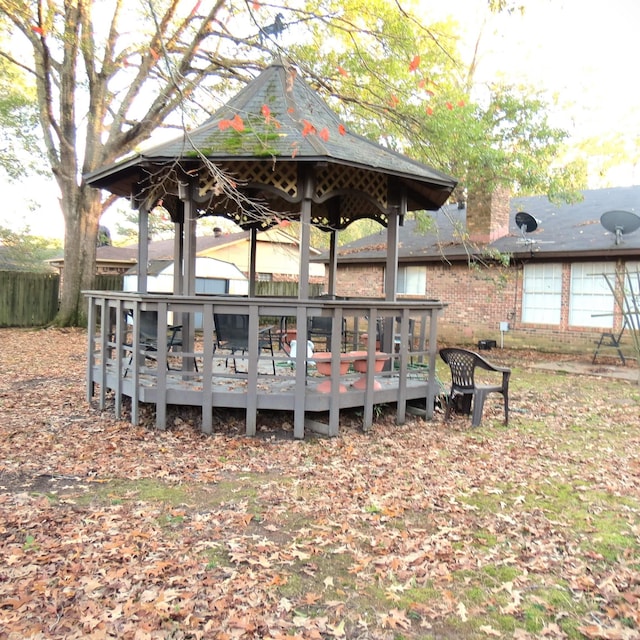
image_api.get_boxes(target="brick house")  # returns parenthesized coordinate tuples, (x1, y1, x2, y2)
(316, 185, 640, 355)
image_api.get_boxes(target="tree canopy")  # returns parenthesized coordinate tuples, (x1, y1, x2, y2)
(287, 0, 585, 206)
(0, 0, 585, 323)
(0, 27, 42, 180)
(0, 225, 62, 271)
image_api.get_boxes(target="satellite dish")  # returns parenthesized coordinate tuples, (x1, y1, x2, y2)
(514, 211, 552, 248)
(515, 211, 538, 234)
(600, 210, 640, 245)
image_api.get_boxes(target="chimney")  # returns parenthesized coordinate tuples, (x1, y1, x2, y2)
(466, 185, 510, 243)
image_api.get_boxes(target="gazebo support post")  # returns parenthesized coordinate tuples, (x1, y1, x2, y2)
(172, 203, 184, 295)
(327, 228, 338, 296)
(297, 171, 313, 301)
(293, 177, 314, 438)
(136, 199, 150, 294)
(180, 180, 197, 372)
(248, 228, 258, 297)
(380, 199, 401, 358)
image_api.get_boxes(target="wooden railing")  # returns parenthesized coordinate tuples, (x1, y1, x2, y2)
(85, 291, 446, 438)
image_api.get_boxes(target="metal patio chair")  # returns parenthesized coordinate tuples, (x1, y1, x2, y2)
(439, 347, 510, 427)
(307, 316, 347, 352)
(214, 313, 275, 374)
(124, 310, 187, 375)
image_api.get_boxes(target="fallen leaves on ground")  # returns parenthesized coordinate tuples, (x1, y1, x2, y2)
(0, 327, 639, 639)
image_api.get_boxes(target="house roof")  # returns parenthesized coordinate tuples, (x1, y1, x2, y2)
(320, 186, 640, 264)
(124, 258, 248, 280)
(49, 227, 315, 268)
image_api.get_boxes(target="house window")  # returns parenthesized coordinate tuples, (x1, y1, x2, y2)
(569, 262, 615, 327)
(396, 266, 426, 295)
(522, 263, 562, 324)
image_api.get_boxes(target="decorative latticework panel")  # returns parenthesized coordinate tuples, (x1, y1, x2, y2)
(310, 195, 389, 231)
(338, 193, 389, 227)
(193, 158, 393, 231)
(314, 165, 388, 209)
(198, 161, 299, 201)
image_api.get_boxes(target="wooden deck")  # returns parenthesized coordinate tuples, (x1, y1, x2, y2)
(86, 293, 445, 438)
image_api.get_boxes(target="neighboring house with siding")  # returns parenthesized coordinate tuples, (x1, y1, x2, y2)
(315, 185, 640, 355)
(50, 226, 325, 283)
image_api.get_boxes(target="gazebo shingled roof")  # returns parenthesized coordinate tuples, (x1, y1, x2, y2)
(86, 61, 457, 232)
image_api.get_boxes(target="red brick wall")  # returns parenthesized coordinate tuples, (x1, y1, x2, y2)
(335, 261, 623, 355)
(336, 264, 385, 298)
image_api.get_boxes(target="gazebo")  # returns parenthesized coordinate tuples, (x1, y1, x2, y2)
(84, 61, 457, 438)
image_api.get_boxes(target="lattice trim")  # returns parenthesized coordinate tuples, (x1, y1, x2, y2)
(310, 194, 389, 231)
(198, 161, 299, 200)
(314, 165, 388, 209)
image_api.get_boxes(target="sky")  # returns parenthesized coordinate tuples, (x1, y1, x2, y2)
(2, 0, 639, 241)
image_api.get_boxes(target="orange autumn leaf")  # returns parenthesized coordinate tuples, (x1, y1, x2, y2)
(408, 55, 421, 72)
(230, 114, 244, 132)
(252, 1, 262, 9)
(458, 99, 466, 107)
(261, 104, 271, 123)
(426, 106, 434, 116)
(318, 127, 329, 142)
(338, 124, 347, 136)
(337, 66, 349, 77)
(218, 119, 231, 131)
(149, 48, 159, 61)
(31, 25, 44, 35)
(301, 120, 316, 137)
(304, 592, 322, 605)
(446, 101, 453, 110)
(388, 94, 400, 109)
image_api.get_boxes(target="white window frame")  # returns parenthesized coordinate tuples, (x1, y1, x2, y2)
(396, 265, 426, 295)
(522, 263, 562, 325)
(569, 262, 616, 328)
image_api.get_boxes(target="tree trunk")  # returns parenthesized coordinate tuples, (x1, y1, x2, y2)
(55, 181, 101, 327)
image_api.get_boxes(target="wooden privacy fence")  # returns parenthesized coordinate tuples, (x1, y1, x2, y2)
(0, 271, 60, 327)
(0, 274, 313, 328)
(93, 274, 124, 292)
(254, 282, 324, 297)
(0, 272, 124, 327)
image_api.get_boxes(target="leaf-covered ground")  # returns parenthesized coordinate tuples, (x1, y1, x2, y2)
(0, 327, 639, 640)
